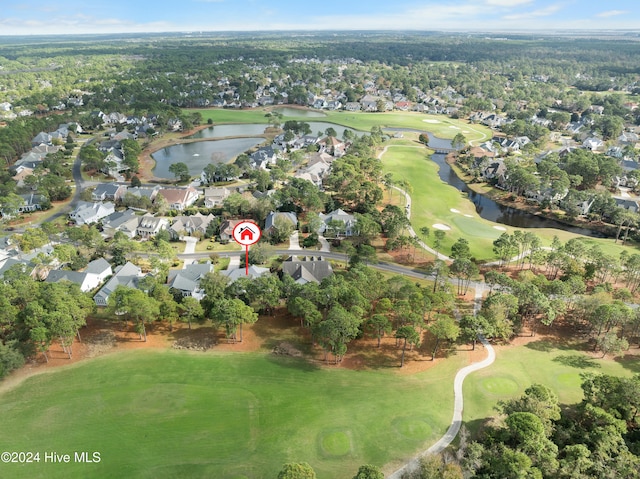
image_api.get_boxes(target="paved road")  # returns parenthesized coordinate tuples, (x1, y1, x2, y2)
(392, 185, 451, 262)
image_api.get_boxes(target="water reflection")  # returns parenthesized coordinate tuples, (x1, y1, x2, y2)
(151, 137, 264, 178)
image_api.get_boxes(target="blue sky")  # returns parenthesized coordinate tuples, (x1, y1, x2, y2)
(1, 0, 638, 35)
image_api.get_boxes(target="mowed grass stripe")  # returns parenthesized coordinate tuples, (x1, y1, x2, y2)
(0, 350, 465, 479)
(381, 144, 502, 259)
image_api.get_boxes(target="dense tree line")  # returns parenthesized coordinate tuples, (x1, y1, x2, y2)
(459, 378, 640, 478)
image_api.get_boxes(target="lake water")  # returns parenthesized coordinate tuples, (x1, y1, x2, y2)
(189, 121, 364, 141)
(273, 107, 327, 117)
(188, 124, 267, 139)
(151, 137, 264, 178)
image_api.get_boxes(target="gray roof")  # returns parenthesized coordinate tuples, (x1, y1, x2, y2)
(93, 183, 125, 197)
(167, 262, 213, 292)
(265, 211, 297, 231)
(101, 209, 138, 229)
(282, 256, 333, 284)
(93, 261, 142, 303)
(221, 265, 269, 282)
(85, 258, 112, 275)
(45, 269, 87, 286)
(0, 258, 31, 278)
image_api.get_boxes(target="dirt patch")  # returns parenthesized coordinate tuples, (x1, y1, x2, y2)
(272, 342, 303, 357)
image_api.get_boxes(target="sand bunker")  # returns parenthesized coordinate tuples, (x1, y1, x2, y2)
(423, 119, 441, 124)
(450, 208, 460, 213)
(449, 126, 460, 129)
(464, 214, 473, 218)
(433, 223, 451, 231)
(493, 225, 507, 231)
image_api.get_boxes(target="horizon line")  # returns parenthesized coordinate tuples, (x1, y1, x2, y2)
(1, 28, 639, 38)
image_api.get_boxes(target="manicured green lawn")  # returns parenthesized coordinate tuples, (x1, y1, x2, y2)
(463, 339, 640, 432)
(380, 141, 640, 261)
(0, 350, 466, 479)
(381, 144, 503, 259)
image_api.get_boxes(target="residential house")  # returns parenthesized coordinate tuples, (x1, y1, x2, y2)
(221, 265, 270, 282)
(169, 213, 216, 239)
(618, 131, 639, 145)
(102, 149, 129, 179)
(45, 258, 112, 293)
(344, 102, 361, 112)
(127, 185, 160, 202)
(264, 211, 297, 235)
(91, 183, 128, 202)
(0, 258, 35, 279)
(318, 209, 357, 237)
(167, 262, 214, 300)
(31, 132, 52, 146)
(156, 187, 199, 211)
(613, 175, 639, 189)
(481, 160, 507, 181)
(69, 202, 115, 226)
(18, 193, 47, 213)
(136, 214, 169, 238)
(219, 219, 244, 242)
(525, 187, 568, 205)
(615, 198, 640, 212)
(204, 187, 231, 208)
(319, 136, 346, 157)
(249, 146, 278, 170)
(12, 166, 34, 188)
(93, 261, 145, 306)
(101, 209, 140, 238)
(607, 146, 624, 159)
(282, 255, 333, 285)
(583, 137, 604, 151)
(291, 135, 320, 150)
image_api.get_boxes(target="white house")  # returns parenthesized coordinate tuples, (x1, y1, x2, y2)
(93, 261, 144, 306)
(69, 202, 115, 226)
(318, 209, 357, 237)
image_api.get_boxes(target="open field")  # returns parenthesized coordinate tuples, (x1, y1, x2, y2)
(0, 349, 467, 479)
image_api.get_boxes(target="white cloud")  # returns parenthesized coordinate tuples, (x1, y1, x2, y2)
(502, 3, 563, 20)
(484, 0, 533, 6)
(597, 10, 628, 18)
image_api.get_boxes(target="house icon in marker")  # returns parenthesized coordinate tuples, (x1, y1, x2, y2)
(239, 226, 254, 241)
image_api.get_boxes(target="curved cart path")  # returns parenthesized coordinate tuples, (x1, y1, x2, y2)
(387, 285, 495, 479)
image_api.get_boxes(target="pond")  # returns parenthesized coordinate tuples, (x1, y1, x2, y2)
(151, 137, 264, 179)
(273, 107, 327, 118)
(189, 121, 365, 141)
(188, 124, 267, 139)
